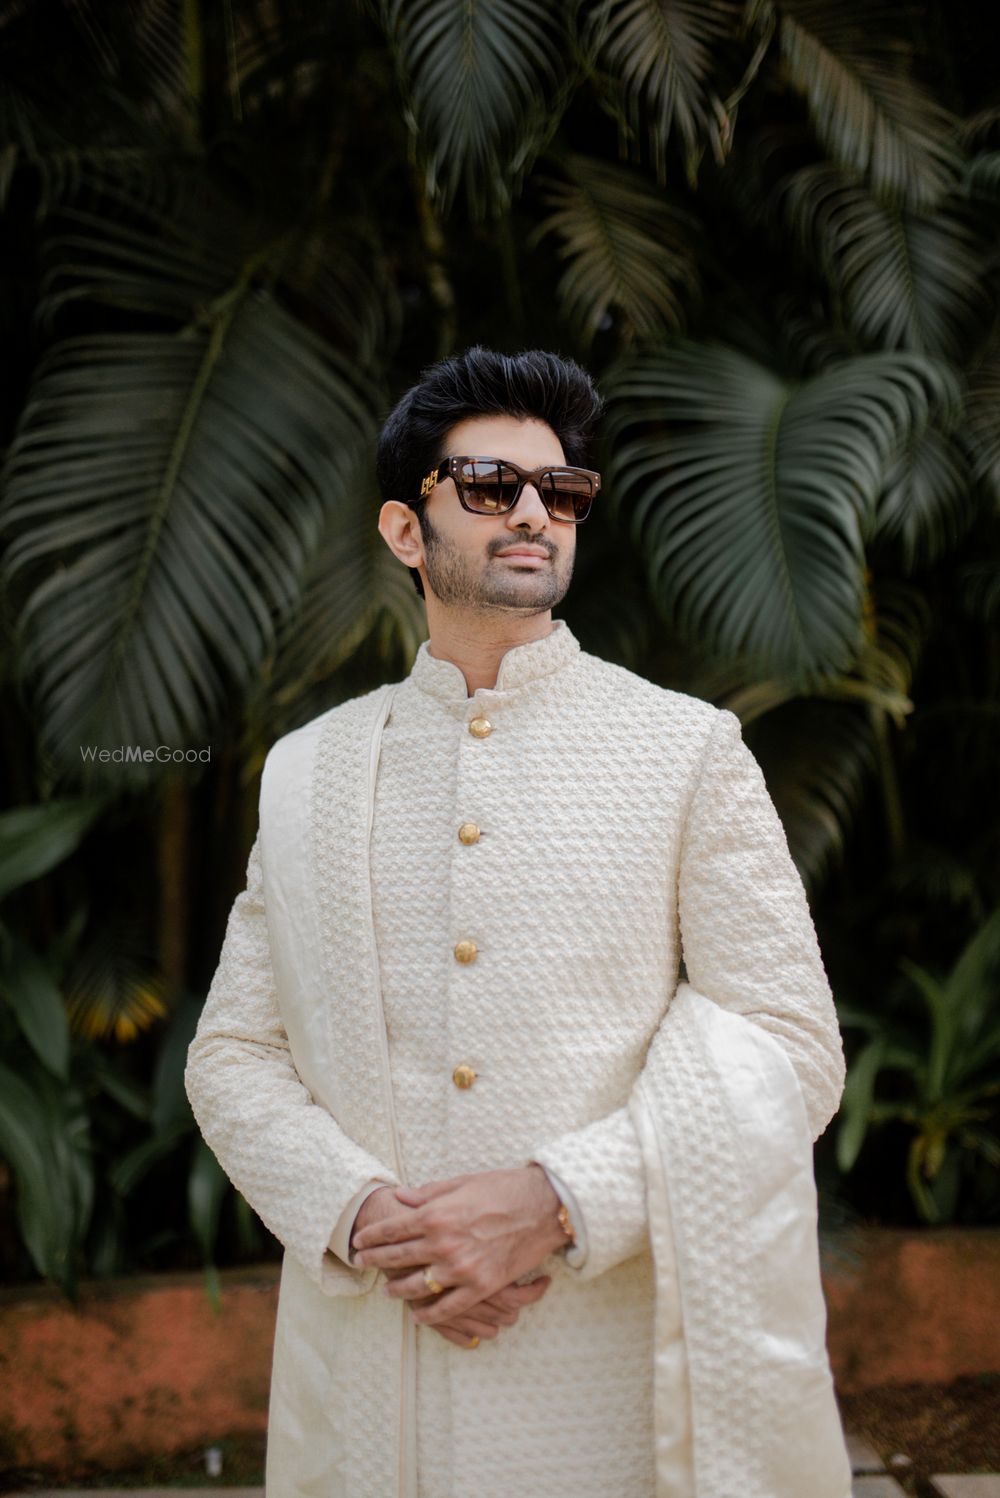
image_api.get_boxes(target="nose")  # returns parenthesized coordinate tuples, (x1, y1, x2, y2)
(507, 481, 550, 530)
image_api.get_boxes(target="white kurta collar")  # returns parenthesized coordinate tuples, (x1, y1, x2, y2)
(408, 617, 581, 704)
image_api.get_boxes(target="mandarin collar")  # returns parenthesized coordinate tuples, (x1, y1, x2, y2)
(409, 619, 581, 705)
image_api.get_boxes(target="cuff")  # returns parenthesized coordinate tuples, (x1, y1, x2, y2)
(529, 1106, 648, 1281)
(328, 1179, 395, 1267)
(531, 1161, 588, 1269)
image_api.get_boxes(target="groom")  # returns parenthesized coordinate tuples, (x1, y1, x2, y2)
(186, 344, 850, 1496)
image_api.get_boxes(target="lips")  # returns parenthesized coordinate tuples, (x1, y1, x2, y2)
(496, 549, 551, 560)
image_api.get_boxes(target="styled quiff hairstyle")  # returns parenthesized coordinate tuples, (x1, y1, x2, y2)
(375, 345, 604, 597)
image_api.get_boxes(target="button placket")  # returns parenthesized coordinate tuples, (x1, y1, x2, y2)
(446, 701, 499, 1099)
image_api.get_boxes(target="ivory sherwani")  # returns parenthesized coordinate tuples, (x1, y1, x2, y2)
(185, 619, 853, 1498)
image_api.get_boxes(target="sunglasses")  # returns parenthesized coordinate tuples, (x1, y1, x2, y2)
(418, 455, 600, 523)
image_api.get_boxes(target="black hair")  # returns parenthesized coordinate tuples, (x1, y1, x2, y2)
(375, 345, 604, 598)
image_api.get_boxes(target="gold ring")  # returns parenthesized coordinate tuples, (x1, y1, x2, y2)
(423, 1267, 444, 1295)
(465, 1336, 480, 1349)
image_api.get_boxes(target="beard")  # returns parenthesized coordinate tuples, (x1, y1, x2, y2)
(419, 511, 574, 614)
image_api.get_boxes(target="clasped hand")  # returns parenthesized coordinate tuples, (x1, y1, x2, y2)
(351, 1165, 566, 1345)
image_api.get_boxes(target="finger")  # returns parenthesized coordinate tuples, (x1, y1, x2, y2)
(411, 1285, 488, 1326)
(430, 1325, 482, 1350)
(354, 1235, 432, 1267)
(437, 1316, 500, 1340)
(394, 1177, 464, 1207)
(392, 1185, 427, 1206)
(384, 1268, 449, 1302)
(460, 1303, 518, 1328)
(352, 1215, 425, 1253)
(493, 1277, 551, 1308)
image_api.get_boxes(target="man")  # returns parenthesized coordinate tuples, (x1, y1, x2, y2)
(185, 347, 852, 1497)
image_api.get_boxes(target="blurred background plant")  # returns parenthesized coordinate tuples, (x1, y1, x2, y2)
(0, 0, 997, 1297)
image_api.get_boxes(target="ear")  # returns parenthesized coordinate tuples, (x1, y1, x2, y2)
(378, 500, 424, 571)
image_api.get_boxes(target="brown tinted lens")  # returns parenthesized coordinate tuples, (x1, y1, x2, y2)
(541, 469, 594, 521)
(459, 461, 519, 513)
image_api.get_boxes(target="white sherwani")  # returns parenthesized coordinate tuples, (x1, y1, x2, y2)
(185, 620, 853, 1498)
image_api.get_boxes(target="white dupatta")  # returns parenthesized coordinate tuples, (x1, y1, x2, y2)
(629, 981, 852, 1498)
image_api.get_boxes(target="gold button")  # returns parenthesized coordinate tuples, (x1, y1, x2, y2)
(468, 716, 493, 738)
(458, 822, 481, 844)
(454, 939, 478, 964)
(452, 1064, 477, 1089)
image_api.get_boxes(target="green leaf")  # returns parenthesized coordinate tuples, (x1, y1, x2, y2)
(232, 1188, 263, 1257)
(188, 1136, 228, 1261)
(530, 152, 701, 345)
(151, 992, 202, 1135)
(778, 4, 962, 210)
(249, 455, 429, 738)
(575, 0, 743, 182)
(937, 911, 1000, 1092)
(64, 928, 169, 1043)
(874, 431, 970, 575)
(0, 938, 70, 1080)
(0, 1059, 88, 1288)
(380, 0, 568, 215)
(0, 798, 105, 900)
(836, 1035, 886, 1170)
(744, 699, 874, 888)
(83, 1047, 151, 1122)
(602, 342, 958, 676)
(1, 296, 377, 774)
(778, 165, 989, 360)
(964, 337, 1000, 505)
(899, 957, 951, 1102)
(109, 1116, 190, 1196)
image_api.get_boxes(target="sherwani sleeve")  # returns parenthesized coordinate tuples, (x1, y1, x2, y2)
(184, 832, 399, 1293)
(529, 706, 846, 1283)
(328, 1179, 389, 1265)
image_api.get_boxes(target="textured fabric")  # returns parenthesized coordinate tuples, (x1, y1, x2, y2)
(358, 621, 657, 1495)
(185, 618, 848, 1497)
(529, 696, 848, 1282)
(630, 982, 852, 1498)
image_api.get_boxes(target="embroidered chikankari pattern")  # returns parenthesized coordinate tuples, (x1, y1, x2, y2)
(186, 619, 847, 1498)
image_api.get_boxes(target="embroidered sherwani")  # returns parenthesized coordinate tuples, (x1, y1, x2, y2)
(185, 620, 852, 1498)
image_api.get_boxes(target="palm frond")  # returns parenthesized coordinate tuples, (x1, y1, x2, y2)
(964, 340, 1000, 506)
(778, 165, 989, 360)
(958, 559, 1000, 624)
(575, 0, 745, 183)
(258, 470, 427, 734)
(379, 0, 569, 216)
(65, 927, 169, 1043)
(964, 152, 1000, 207)
(37, 203, 241, 328)
(745, 697, 875, 888)
(874, 425, 974, 571)
(778, 2, 962, 210)
(530, 152, 701, 346)
(853, 578, 929, 729)
(602, 341, 959, 678)
(0, 295, 378, 777)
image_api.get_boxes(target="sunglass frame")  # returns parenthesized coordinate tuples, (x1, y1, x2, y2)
(418, 455, 601, 523)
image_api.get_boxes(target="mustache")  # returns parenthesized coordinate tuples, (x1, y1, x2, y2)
(485, 539, 559, 563)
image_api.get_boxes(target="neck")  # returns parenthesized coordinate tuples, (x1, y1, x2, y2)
(423, 604, 557, 696)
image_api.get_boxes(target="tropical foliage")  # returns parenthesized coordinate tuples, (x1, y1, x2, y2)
(837, 910, 1000, 1223)
(0, 0, 998, 1292)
